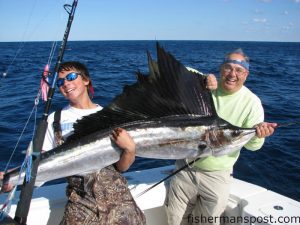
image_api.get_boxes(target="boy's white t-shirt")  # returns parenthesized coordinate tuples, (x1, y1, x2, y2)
(42, 104, 103, 151)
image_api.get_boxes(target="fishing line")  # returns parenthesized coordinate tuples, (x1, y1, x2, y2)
(0, 186, 17, 220)
(2, 0, 76, 220)
(1, 0, 65, 85)
(277, 121, 300, 128)
(48, 42, 58, 67)
(12, 1, 79, 222)
(2, 41, 58, 171)
(1, 0, 66, 168)
(47, 1, 70, 68)
(0, 92, 40, 215)
(2, 91, 40, 174)
(134, 158, 201, 198)
(1, 0, 38, 80)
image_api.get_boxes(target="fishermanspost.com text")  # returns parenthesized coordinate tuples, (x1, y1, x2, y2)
(187, 213, 300, 224)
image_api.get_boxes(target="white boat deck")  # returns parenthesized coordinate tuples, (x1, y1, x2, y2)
(1, 166, 299, 225)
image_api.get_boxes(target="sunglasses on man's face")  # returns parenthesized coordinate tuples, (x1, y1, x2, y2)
(57, 72, 81, 88)
(221, 64, 246, 77)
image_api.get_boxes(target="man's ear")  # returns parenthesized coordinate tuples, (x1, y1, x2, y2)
(244, 70, 249, 79)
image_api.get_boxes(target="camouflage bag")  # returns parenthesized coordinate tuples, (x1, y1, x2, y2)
(53, 110, 146, 225)
(60, 166, 146, 225)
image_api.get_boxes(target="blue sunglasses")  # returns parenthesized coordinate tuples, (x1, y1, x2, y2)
(57, 72, 81, 88)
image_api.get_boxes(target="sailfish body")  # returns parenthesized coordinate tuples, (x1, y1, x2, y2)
(2, 44, 256, 188)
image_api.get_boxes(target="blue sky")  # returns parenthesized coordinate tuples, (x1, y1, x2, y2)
(0, 0, 299, 42)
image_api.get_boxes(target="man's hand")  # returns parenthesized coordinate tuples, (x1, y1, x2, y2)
(0, 172, 14, 193)
(206, 74, 218, 90)
(255, 122, 277, 138)
(111, 128, 136, 172)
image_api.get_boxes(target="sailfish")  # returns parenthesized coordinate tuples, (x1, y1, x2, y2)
(1, 43, 256, 188)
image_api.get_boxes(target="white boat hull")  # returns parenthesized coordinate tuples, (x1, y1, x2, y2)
(1, 166, 299, 225)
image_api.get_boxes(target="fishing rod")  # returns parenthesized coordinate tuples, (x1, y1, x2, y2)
(1, 1, 79, 224)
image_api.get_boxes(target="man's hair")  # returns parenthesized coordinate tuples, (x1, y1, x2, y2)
(225, 48, 250, 63)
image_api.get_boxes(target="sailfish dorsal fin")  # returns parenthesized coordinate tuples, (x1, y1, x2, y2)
(68, 43, 217, 140)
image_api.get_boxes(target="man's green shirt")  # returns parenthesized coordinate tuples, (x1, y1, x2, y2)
(193, 85, 265, 171)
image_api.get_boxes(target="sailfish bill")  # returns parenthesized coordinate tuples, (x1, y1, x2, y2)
(1, 43, 256, 189)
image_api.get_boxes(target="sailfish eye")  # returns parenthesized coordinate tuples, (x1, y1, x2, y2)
(232, 130, 240, 137)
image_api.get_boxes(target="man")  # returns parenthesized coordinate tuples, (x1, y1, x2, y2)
(165, 49, 277, 225)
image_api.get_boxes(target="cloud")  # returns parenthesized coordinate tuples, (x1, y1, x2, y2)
(254, 9, 264, 15)
(259, 0, 272, 2)
(282, 26, 291, 30)
(253, 18, 267, 23)
(294, 0, 300, 3)
(283, 10, 289, 15)
(281, 22, 295, 31)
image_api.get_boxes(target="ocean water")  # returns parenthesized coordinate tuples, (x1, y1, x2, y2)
(0, 40, 299, 201)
